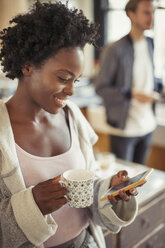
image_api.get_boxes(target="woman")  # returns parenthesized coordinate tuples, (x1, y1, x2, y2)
(0, 1, 138, 247)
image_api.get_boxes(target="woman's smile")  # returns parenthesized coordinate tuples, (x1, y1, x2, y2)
(54, 96, 67, 108)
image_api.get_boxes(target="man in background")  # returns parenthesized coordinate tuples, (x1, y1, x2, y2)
(95, 0, 162, 164)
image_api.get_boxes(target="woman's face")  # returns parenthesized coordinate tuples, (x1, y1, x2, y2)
(24, 47, 84, 114)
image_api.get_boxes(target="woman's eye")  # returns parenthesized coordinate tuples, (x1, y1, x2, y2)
(58, 77, 69, 83)
(58, 76, 80, 84)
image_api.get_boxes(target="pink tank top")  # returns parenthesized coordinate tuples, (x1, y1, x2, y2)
(15, 112, 89, 247)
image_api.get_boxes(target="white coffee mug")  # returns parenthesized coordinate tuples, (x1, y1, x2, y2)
(61, 169, 95, 208)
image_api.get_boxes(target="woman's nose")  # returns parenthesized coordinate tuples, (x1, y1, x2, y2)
(63, 81, 75, 96)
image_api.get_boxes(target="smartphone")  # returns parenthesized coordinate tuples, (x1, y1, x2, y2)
(100, 168, 154, 201)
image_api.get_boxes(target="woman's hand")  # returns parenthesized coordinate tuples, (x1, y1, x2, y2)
(109, 170, 138, 204)
(32, 175, 67, 215)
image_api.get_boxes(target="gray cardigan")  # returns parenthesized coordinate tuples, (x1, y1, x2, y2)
(0, 100, 138, 248)
(95, 34, 157, 129)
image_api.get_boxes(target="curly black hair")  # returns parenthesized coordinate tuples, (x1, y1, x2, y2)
(0, 1, 100, 79)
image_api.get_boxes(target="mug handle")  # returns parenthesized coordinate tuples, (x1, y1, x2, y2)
(59, 176, 67, 187)
(59, 178, 70, 201)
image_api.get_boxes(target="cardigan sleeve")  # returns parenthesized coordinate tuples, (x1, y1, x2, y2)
(11, 187, 58, 246)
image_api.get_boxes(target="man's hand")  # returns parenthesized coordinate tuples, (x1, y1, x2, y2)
(132, 91, 160, 103)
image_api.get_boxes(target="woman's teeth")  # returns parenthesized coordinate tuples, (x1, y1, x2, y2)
(55, 97, 66, 106)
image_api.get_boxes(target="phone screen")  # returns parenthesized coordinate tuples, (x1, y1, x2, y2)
(106, 170, 147, 195)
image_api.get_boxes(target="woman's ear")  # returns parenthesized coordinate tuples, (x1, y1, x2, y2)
(22, 64, 34, 76)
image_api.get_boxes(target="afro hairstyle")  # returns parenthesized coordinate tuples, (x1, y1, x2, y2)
(0, 1, 100, 79)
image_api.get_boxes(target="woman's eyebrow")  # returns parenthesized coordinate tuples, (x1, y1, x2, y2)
(57, 69, 82, 78)
(57, 69, 75, 77)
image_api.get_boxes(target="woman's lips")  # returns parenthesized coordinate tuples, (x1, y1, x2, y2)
(54, 97, 66, 108)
